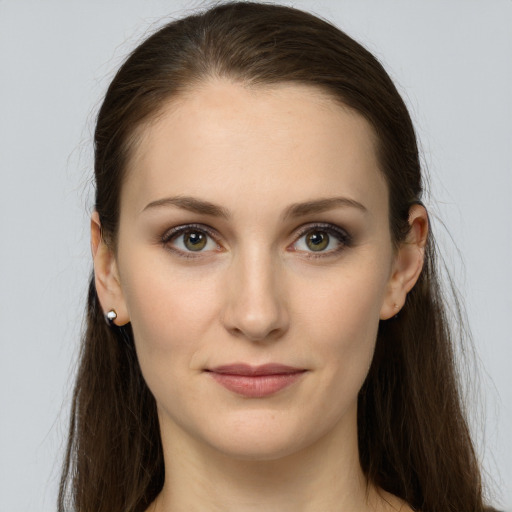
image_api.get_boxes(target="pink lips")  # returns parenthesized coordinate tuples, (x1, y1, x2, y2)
(206, 364, 307, 398)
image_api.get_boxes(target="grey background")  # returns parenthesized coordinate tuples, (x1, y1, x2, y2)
(1, 1, 510, 510)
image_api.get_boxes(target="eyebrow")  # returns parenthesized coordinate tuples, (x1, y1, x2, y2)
(141, 195, 367, 219)
(142, 196, 230, 218)
(283, 197, 367, 219)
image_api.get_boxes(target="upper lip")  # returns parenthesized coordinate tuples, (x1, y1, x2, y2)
(207, 363, 305, 376)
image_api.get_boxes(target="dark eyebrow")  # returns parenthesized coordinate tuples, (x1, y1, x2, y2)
(142, 196, 231, 219)
(141, 195, 366, 219)
(282, 197, 367, 219)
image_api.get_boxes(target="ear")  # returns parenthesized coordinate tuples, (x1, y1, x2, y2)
(380, 204, 428, 320)
(91, 212, 130, 326)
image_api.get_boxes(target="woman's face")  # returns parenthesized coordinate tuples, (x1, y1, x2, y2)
(112, 80, 399, 460)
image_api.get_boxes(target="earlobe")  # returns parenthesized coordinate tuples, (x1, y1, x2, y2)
(91, 212, 130, 326)
(380, 204, 428, 320)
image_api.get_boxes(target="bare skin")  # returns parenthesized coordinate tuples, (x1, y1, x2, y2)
(92, 80, 426, 512)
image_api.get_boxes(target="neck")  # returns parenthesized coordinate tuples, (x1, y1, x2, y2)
(151, 408, 400, 512)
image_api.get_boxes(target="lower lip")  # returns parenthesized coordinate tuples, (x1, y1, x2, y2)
(208, 372, 306, 398)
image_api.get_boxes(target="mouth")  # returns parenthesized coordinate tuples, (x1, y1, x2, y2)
(205, 363, 307, 398)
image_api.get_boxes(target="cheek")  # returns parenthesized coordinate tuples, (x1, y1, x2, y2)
(306, 288, 380, 380)
(296, 255, 389, 386)
(299, 256, 388, 341)
(118, 251, 221, 372)
(119, 260, 226, 429)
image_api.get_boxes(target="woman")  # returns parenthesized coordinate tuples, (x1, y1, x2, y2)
(59, 2, 497, 511)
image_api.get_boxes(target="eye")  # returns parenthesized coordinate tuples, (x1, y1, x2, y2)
(162, 224, 220, 256)
(291, 224, 351, 256)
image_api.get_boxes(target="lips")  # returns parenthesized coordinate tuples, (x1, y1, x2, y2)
(206, 363, 307, 398)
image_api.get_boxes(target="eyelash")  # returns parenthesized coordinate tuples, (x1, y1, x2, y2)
(160, 222, 352, 260)
(161, 223, 220, 260)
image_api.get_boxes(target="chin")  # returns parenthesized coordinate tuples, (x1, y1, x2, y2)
(207, 433, 308, 462)
(194, 411, 325, 462)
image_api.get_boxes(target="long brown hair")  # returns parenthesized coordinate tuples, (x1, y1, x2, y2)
(60, 3, 492, 511)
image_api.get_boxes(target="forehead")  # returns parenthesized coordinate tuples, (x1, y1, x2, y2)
(122, 80, 387, 219)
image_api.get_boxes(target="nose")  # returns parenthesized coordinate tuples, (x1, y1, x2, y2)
(221, 249, 289, 342)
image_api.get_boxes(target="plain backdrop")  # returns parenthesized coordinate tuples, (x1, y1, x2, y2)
(1, 1, 511, 510)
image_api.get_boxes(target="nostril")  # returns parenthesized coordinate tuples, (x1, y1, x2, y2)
(222, 302, 289, 342)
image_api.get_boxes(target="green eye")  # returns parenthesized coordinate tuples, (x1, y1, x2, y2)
(292, 224, 351, 256)
(184, 231, 207, 251)
(162, 225, 218, 255)
(305, 231, 329, 251)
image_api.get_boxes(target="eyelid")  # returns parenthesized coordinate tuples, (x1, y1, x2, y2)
(292, 222, 350, 240)
(161, 223, 219, 243)
(160, 221, 352, 259)
(289, 222, 352, 256)
(161, 223, 222, 258)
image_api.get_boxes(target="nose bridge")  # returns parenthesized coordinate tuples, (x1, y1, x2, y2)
(222, 243, 288, 342)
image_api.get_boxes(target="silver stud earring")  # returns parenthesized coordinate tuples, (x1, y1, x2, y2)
(105, 309, 117, 327)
